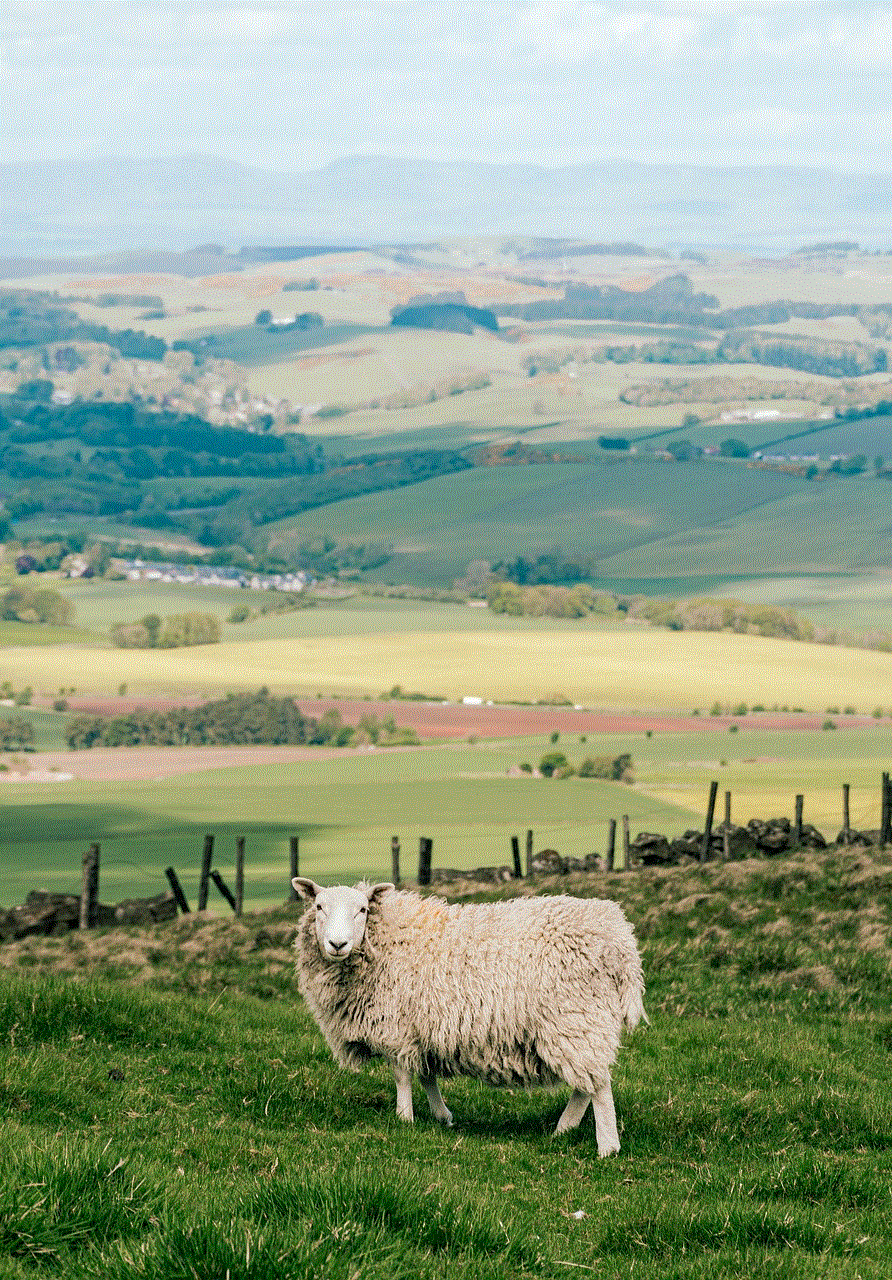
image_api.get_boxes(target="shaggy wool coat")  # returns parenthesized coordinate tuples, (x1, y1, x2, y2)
(295, 890, 646, 1094)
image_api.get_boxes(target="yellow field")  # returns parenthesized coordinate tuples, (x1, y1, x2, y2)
(5, 627, 892, 712)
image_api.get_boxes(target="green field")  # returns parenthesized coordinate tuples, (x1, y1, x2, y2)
(2, 727, 889, 911)
(263, 458, 891, 589)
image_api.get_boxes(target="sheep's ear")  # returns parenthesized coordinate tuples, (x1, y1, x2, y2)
(366, 882, 394, 906)
(292, 876, 323, 901)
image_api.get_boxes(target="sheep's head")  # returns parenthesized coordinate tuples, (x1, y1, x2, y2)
(292, 878, 393, 961)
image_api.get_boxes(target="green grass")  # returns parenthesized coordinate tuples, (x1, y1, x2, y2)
(0, 621, 89, 647)
(1, 846, 890, 1277)
(2, 728, 890, 911)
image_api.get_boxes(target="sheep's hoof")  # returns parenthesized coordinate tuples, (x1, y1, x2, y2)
(597, 1140, 621, 1158)
(437, 1112, 454, 1127)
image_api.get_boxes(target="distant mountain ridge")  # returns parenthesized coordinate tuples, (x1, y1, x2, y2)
(2, 153, 889, 260)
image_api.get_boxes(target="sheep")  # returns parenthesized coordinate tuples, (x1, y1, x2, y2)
(292, 878, 647, 1155)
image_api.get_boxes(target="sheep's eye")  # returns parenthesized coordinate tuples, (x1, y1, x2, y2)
(357, 907, 367, 916)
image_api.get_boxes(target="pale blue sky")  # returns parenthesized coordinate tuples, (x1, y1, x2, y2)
(2, 0, 889, 172)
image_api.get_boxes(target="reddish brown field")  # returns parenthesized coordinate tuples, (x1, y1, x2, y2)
(60, 692, 878, 740)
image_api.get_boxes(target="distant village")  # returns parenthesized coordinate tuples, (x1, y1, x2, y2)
(77, 558, 313, 595)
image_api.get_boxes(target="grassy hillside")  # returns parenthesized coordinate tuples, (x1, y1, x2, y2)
(1, 846, 890, 1278)
(265, 459, 891, 588)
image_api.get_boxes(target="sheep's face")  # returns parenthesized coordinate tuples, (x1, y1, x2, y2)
(293, 879, 393, 961)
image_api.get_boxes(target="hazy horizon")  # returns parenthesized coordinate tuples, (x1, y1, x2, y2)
(2, 1, 889, 173)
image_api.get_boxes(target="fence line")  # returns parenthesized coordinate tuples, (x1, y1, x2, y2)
(7, 774, 890, 942)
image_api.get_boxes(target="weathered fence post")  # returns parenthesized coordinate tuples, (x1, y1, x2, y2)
(724, 790, 732, 827)
(235, 837, 245, 917)
(842, 784, 851, 845)
(289, 836, 300, 902)
(723, 827, 731, 861)
(621, 815, 630, 871)
(701, 781, 718, 862)
(391, 835, 401, 886)
(794, 794, 804, 847)
(525, 829, 534, 878)
(882, 773, 892, 847)
(79, 843, 99, 929)
(197, 834, 214, 911)
(209, 869, 236, 912)
(606, 819, 617, 872)
(418, 836, 433, 886)
(165, 866, 190, 913)
(510, 835, 522, 879)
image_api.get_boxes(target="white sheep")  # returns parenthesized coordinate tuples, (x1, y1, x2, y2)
(292, 878, 647, 1155)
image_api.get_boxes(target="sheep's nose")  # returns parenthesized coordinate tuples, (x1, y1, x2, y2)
(329, 939, 348, 953)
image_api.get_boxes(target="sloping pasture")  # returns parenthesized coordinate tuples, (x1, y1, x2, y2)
(1, 845, 890, 1278)
(266, 458, 890, 587)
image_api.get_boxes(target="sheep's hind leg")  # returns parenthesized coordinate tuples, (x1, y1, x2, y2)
(591, 1080, 621, 1157)
(392, 1063, 414, 1122)
(554, 1089, 592, 1136)
(420, 1071, 453, 1126)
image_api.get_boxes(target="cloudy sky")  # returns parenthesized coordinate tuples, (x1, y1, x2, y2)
(2, 0, 889, 173)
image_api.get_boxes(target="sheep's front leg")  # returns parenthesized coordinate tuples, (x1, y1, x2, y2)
(590, 1080, 620, 1157)
(392, 1063, 414, 1122)
(420, 1070, 453, 1126)
(554, 1089, 592, 1136)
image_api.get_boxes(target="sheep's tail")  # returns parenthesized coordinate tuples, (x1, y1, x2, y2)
(619, 967, 649, 1032)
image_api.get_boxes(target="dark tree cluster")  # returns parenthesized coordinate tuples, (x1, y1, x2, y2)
(63, 689, 393, 751)
(391, 292, 498, 334)
(0, 289, 165, 359)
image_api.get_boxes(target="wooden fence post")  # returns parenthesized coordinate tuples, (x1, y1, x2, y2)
(235, 837, 245, 917)
(209, 869, 236, 912)
(880, 772, 891, 846)
(842, 784, 851, 845)
(794, 794, 804, 847)
(418, 837, 433, 887)
(197, 834, 214, 911)
(79, 843, 99, 929)
(289, 836, 300, 901)
(606, 819, 617, 872)
(391, 836, 401, 886)
(724, 790, 732, 827)
(510, 836, 522, 879)
(622, 815, 630, 871)
(165, 866, 190, 913)
(525, 829, 534, 878)
(701, 781, 718, 862)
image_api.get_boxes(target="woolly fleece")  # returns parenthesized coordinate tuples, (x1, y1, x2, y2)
(294, 888, 646, 1095)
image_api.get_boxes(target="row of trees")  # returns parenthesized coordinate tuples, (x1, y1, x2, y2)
(63, 690, 420, 751)
(110, 612, 221, 649)
(0, 585, 74, 626)
(526, 333, 886, 383)
(484, 579, 828, 644)
(488, 581, 621, 619)
(533, 751, 634, 781)
(505, 272, 867, 331)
